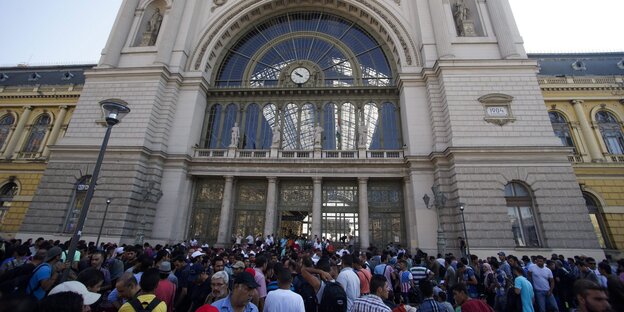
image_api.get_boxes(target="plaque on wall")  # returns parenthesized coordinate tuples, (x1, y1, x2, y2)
(479, 93, 516, 126)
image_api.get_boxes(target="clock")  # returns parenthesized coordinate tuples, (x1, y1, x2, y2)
(290, 67, 310, 84)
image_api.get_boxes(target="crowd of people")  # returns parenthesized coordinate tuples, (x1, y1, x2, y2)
(0, 234, 623, 312)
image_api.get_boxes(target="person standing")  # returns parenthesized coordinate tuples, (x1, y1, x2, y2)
(351, 274, 392, 312)
(336, 254, 360, 310)
(417, 280, 444, 312)
(263, 267, 305, 312)
(211, 271, 260, 312)
(528, 255, 558, 312)
(573, 279, 611, 312)
(513, 265, 534, 312)
(26, 246, 63, 300)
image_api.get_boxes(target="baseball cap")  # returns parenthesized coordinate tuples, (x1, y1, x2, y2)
(234, 271, 260, 289)
(232, 261, 245, 269)
(189, 263, 205, 280)
(192, 250, 206, 259)
(159, 261, 172, 273)
(49, 281, 101, 305)
(45, 246, 63, 262)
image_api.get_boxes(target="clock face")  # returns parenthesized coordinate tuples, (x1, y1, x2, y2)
(290, 67, 310, 84)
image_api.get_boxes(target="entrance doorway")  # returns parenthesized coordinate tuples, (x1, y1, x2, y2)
(321, 212, 358, 244)
(279, 211, 311, 238)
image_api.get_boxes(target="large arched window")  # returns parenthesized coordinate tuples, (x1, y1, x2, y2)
(548, 111, 576, 153)
(0, 182, 18, 227)
(596, 110, 624, 155)
(584, 193, 612, 249)
(0, 114, 15, 151)
(22, 114, 50, 155)
(204, 104, 222, 148)
(215, 12, 392, 87)
(63, 175, 90, 233)
(505, 182, 540, 247)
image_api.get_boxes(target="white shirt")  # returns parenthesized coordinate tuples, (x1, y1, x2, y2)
(336, 267, 361, 310)
(263, 289, 305, 312)
(528, 265, 553, 291)
(246, 235, 254, 244)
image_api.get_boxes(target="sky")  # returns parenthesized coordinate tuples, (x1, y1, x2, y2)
(0, 0, 622, 66)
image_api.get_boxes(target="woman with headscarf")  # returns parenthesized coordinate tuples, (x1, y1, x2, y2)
(481, 262, 495, 307)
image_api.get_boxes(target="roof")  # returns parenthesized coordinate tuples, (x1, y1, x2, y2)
(528, 52, 624, 76)
(0, 64, 95, 87)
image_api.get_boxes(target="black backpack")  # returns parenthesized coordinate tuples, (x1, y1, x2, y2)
(293, 274, 317, 312)
(0, 262, 43, 298)
(318, 281, 347, 312)
(127, 297, 162, 312)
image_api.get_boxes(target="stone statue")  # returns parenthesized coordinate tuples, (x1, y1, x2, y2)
(229, 122, 239, 147)
(271, 125, 281, 148)
(141, 8, 163, 46)
(314, 123, 323, 147)
(454, 0, 469, 22)
(358, 121, 368, 149)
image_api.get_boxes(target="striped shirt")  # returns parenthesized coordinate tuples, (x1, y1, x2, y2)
(350, 294, 391, 312)
(418, 298, 444, 312)
(409, 266, 432, 286)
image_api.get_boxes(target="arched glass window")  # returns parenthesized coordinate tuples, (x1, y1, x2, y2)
(505, 182, 540, 247)
(548, 111, 576, 152)
(299, 104, 317, 150)
(215, 12, 392, 87)
(596, 110, 624, 155)
(0, 114, 15, 151)
(220, 104, 238, 148)
(63, 175, 90, 233)
(204, 104, 223, 148)
(339, 103, 356, 150)
(584, 193, 611, 249)
(260, 104, 277, 149)
(380, 102, 401, 149)
(283, 104, 299, 150)
(323, 103, 338, 150)
(0, 182, 18, 226)
(362, 103, 379, 149)
(23, 114, 50, 154)
(243, 103, 261, 149)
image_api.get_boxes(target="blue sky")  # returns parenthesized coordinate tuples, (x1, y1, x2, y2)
(0, 0, 622, 66)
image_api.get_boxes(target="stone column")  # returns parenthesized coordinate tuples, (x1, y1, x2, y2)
(428, 0, 454, 59)
(99, 0, 140, 68)
(264, 177, 278, 236)
(312, 177, 322, 239)
(216, 176, 234, 247)
(485, 0, 521, 59)
(3, 106, 32, 159)
(42, 106, 68, 157)
(358, 177, 370, 250)
(155, 0, 186, 65)
(571, 100, 604, 162)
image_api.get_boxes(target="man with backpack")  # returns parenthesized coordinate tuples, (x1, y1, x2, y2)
(374, 254, 397, 302)
(26, 246, 63, 300)
(300, 256, 348, 312)
(0, 248, 45, 298)
(336, 254, 360, 310)
(119, 268, 166, 312)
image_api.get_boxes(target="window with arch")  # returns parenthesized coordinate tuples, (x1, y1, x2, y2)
(22, 114, 50, 154)
(63, 175, 90, 233)
(215, 12, 393, 87)
(0, 182, 18, 226)
(596, 110, 624, 155)
(548, 111, 576, 153)
(584, 193, 612, 249)
(0, 114, 15, 151)
(505, 182, 540, 247)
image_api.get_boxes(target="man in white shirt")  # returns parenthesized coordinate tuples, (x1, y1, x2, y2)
(528, 255, 558, 312)
(263, 266, 305, 312)
(336, 254, 361, 310)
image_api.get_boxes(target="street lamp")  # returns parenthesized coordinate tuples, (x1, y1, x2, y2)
(63, 99, 130, 280)
(459, 202, 470, 259)
(96, 198, 112, 248)
(424, 185, 447, 256)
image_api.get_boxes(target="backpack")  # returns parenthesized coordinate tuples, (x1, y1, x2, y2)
(0, 262, 38, 297)
(127, 297, 162, 312)
(293, 275, 317, 312)
(318, 281, 347, 312)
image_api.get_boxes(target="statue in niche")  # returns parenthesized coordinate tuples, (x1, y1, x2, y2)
(140, 8, 163, 46)
(271, 125, 281, 148)
(314, 123, 323, 147)
(229, 122, 239, 148)
(358, 120, 368, 149)
(453, 0, 477, 37)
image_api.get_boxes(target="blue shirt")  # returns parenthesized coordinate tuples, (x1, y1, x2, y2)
(212, 295, 258, 312)
(27, 263, 51, 300)
(514, 275, 535, 312)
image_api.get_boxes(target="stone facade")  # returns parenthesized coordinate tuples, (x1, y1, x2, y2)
(16, 0, 606, 258)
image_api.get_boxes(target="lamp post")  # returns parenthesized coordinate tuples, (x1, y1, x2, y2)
(63, 99, 130, 281)
(459, 202, 470, 259)
(424, 185, 448, 256)
(95, 198, 112, 248)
